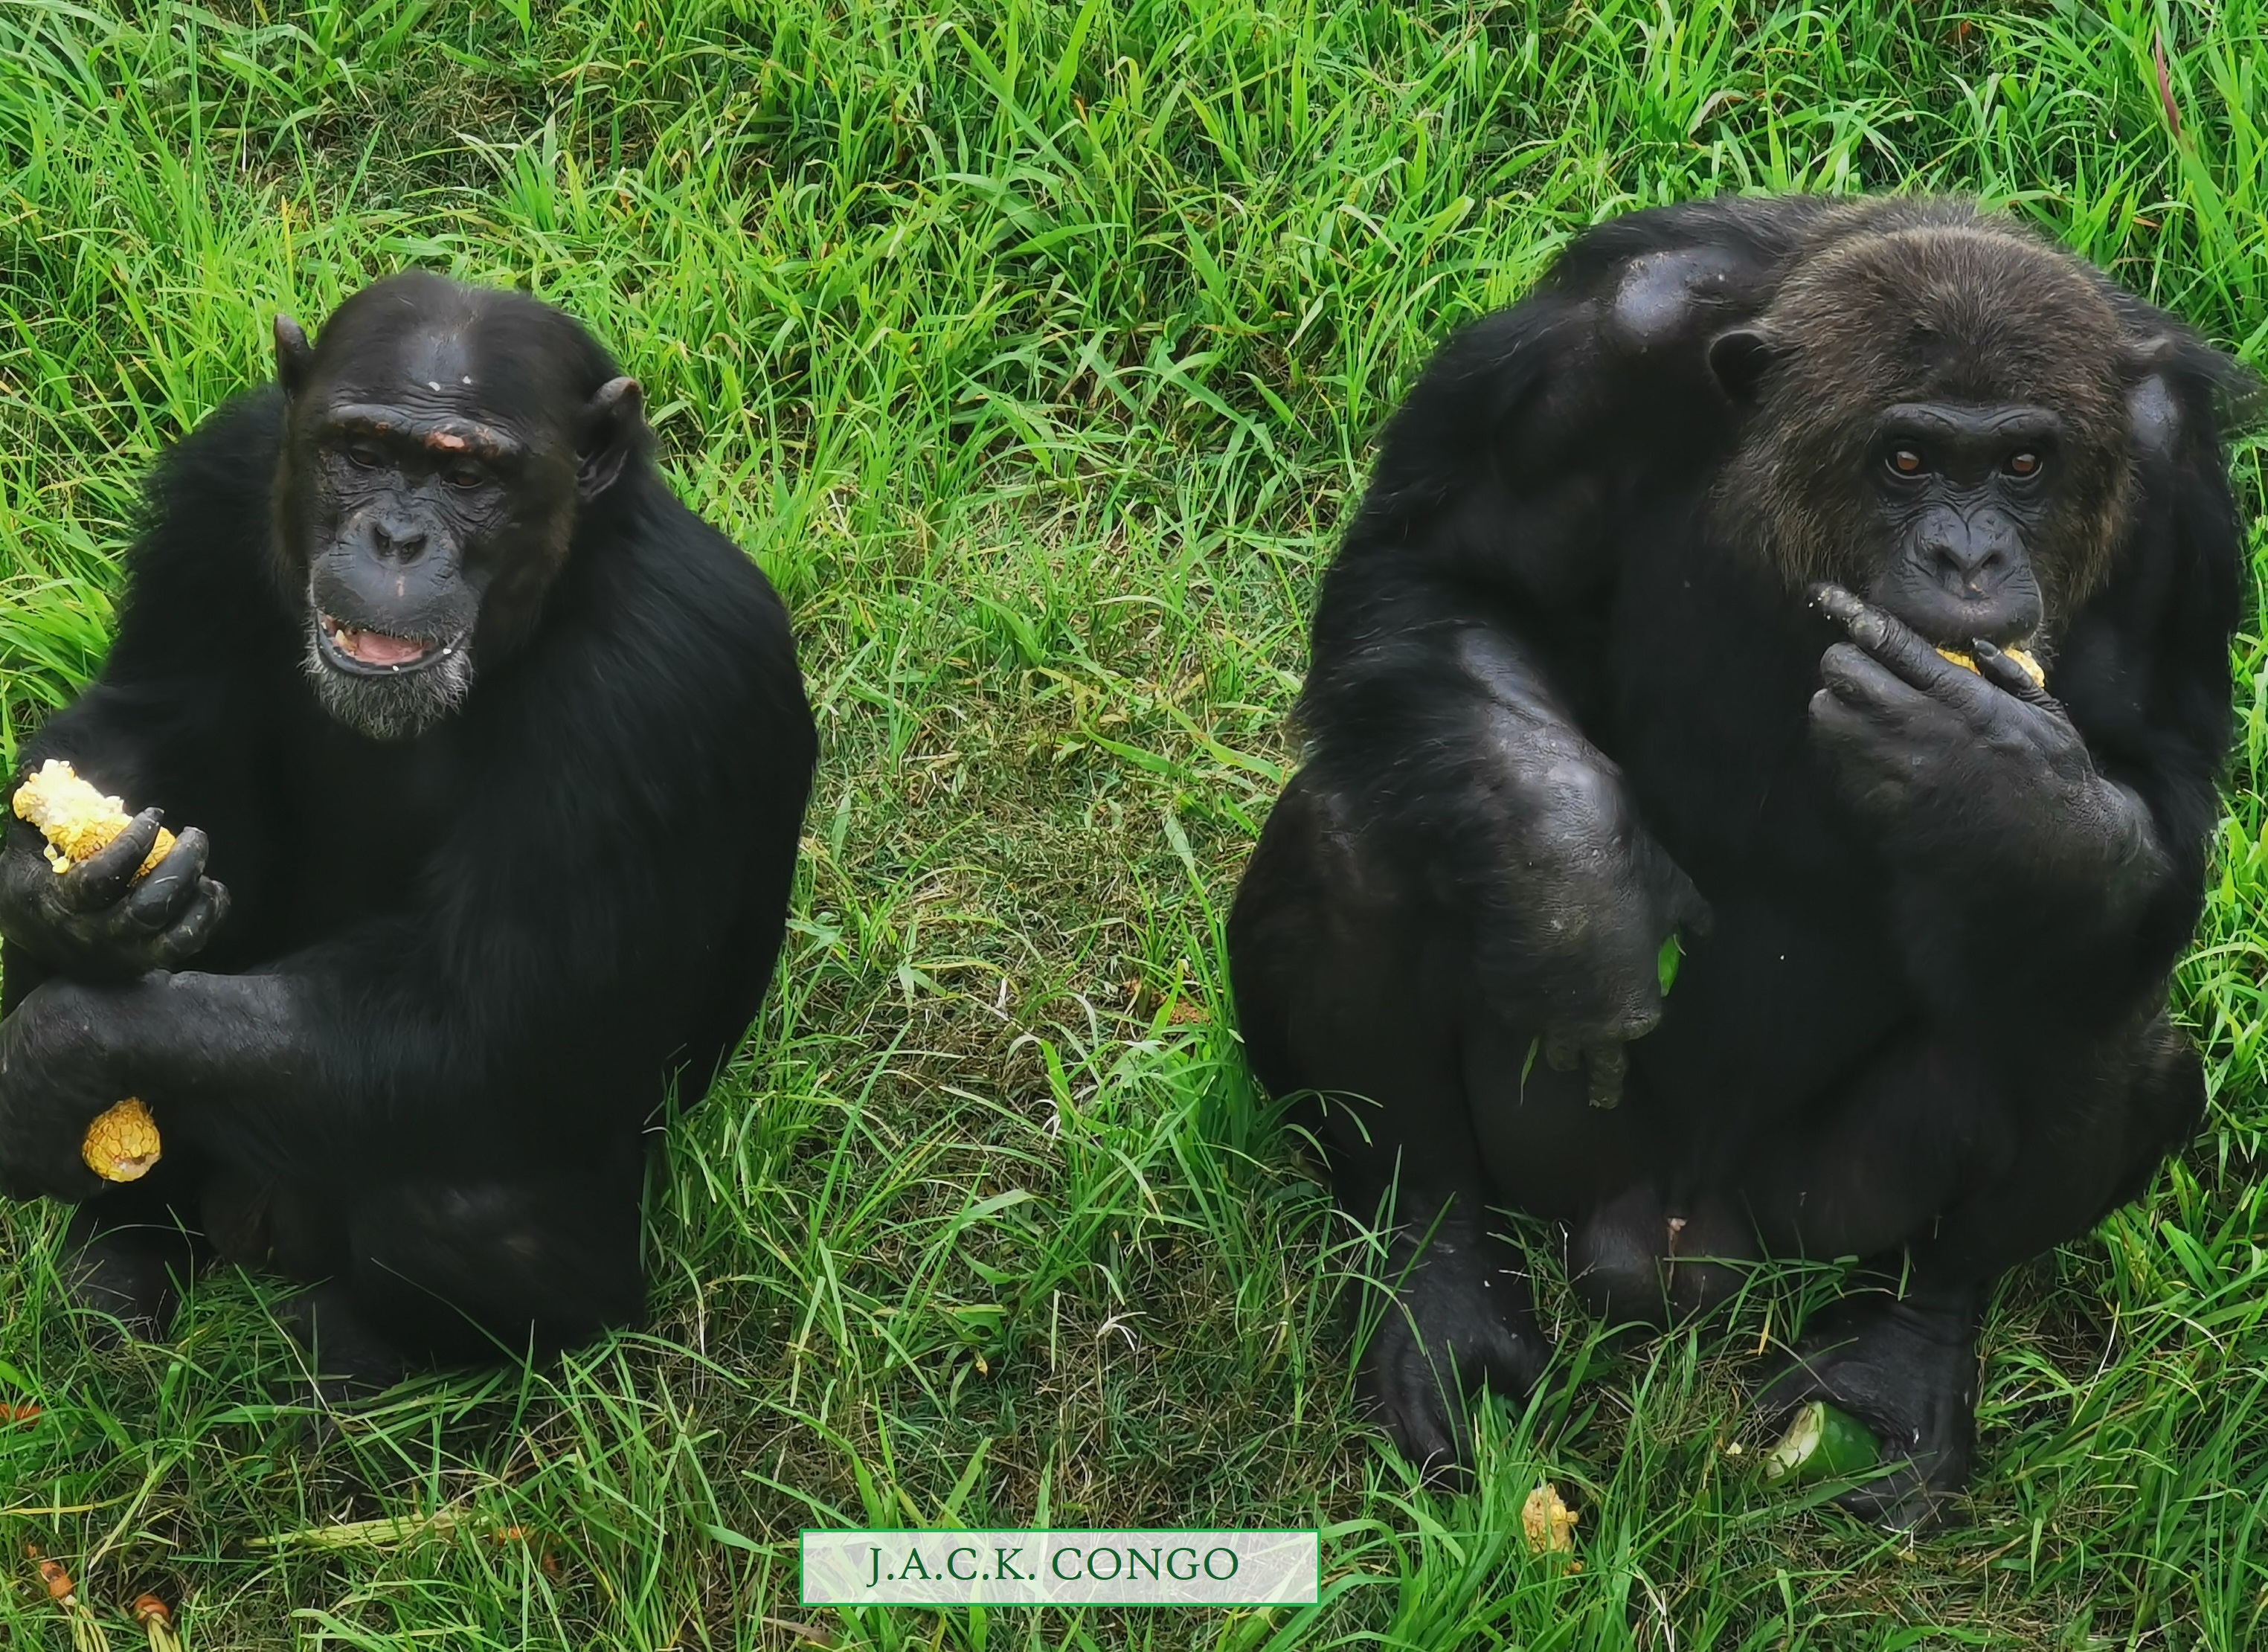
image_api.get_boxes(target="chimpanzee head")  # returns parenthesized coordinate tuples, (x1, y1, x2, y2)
(272, 271, 647, 740)
(1706, 206, 2149, 655)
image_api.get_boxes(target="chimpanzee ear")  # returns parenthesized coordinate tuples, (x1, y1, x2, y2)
(1707, 326, 1779, 404)
(274, 315, 314, 399)
(577, 376, 646, 501)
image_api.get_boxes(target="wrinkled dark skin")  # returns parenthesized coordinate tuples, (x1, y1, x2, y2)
(1756, 1284, 1982, 1523)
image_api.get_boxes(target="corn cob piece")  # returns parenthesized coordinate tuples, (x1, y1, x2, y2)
(1520, 1481, 1579, 1556)
(1935, 644, 2046, 688)
(11, 759, 176, 876)
(81, 1098, 161, 1183)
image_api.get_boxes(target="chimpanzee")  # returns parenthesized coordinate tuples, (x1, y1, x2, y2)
(0, 271, 816, 1386)
(1227, 196, 2248, 1527)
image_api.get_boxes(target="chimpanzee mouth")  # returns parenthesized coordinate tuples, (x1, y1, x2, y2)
(314, 612, 468, 677)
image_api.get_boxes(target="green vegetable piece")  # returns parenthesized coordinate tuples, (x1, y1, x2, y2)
(1761, 1401, 1880, 1487)
(1657, 933, 1683, 997)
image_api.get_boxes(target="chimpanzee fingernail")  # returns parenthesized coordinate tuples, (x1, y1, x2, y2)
(1850, 610, 1886, 647)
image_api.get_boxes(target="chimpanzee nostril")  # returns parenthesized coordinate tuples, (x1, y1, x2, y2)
(371, 520, 429, 562)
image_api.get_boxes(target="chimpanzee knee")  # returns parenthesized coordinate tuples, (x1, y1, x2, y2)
(341, 1171, 646, 1364)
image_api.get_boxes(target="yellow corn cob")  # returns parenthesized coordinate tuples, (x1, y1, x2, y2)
(11, 759, 176, 876)
(1935, 644, 2046, 688)
(1520, 1481, 1579, 1557)
(80, 1097, 161, 1183)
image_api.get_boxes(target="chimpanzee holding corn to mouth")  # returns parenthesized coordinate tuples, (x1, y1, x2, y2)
(1230, 196, 2250, 1529)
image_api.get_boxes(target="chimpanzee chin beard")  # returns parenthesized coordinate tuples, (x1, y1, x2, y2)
(300, 596, 478, 741)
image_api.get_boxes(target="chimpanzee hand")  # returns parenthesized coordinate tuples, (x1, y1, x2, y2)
(1807, 584, 2133, 870)
(0, 977, 138, 1201)
(1522, 829, 1712, 1108)
(0, 811, 228, 983)
(1464, 804, 1712, 1110)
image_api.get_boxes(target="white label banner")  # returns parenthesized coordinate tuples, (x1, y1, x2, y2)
(800, 1529, 1320, 1607)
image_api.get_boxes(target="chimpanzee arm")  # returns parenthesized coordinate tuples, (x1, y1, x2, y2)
(0, 399, 286, 1001)
(1295, 204, 1807, 1061)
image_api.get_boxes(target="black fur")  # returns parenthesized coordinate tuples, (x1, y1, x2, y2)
(1227, 196, 2246, 1528)
(0, 278, 816, 1383)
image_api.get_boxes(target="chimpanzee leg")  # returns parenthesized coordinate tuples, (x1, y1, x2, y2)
(1750, 1012, 2200, 1529)
(1229, 776, 1548, 1476)
(287, 1157, 646, 1389)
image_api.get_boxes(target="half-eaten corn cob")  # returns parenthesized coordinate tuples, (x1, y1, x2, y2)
(11, 759, 176, 876)
(80, 1098, 161, 1183)
(10, 761, 174, 1182)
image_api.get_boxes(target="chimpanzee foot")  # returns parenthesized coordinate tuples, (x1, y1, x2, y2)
(60, 1208, 186, 1347)
(1756, 1286, 1982, 1531)
(279, 1283, 418, 1407)
(1358, 1223, 1549, 1480)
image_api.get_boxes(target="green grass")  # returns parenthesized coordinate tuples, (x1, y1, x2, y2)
(1, 0, 2265, 1645)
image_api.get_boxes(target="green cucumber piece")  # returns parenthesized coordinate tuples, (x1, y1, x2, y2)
(1761, 1401, 1880, 1486)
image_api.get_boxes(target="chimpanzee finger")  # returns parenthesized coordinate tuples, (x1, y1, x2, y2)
(150, 878, 229, 966)
(1819, 643, 1919, 710)
(1586, 1041, 1628, 1109)
(1813, 583, 1984, 699)
(1635, 835, 1715, 939)
(1809, 687, 1883, 749)
(1660, 861, 1715, 939)
(123, 826, 209, 930)
(1970, 640, 2060, 709)
(60, 809, 165, 913)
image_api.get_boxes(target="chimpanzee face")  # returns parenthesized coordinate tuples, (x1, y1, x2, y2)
(271, 273, 643, 741)
(1857, 400, 2065, 650)
(1706, 225, 2138, 649)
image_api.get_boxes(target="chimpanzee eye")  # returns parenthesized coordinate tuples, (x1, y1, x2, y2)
(1887, 448, 1925, 476)
(443, 462, 485, 490)
(2007, 451, 2041, 477)
(344, 442, 385, 471)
